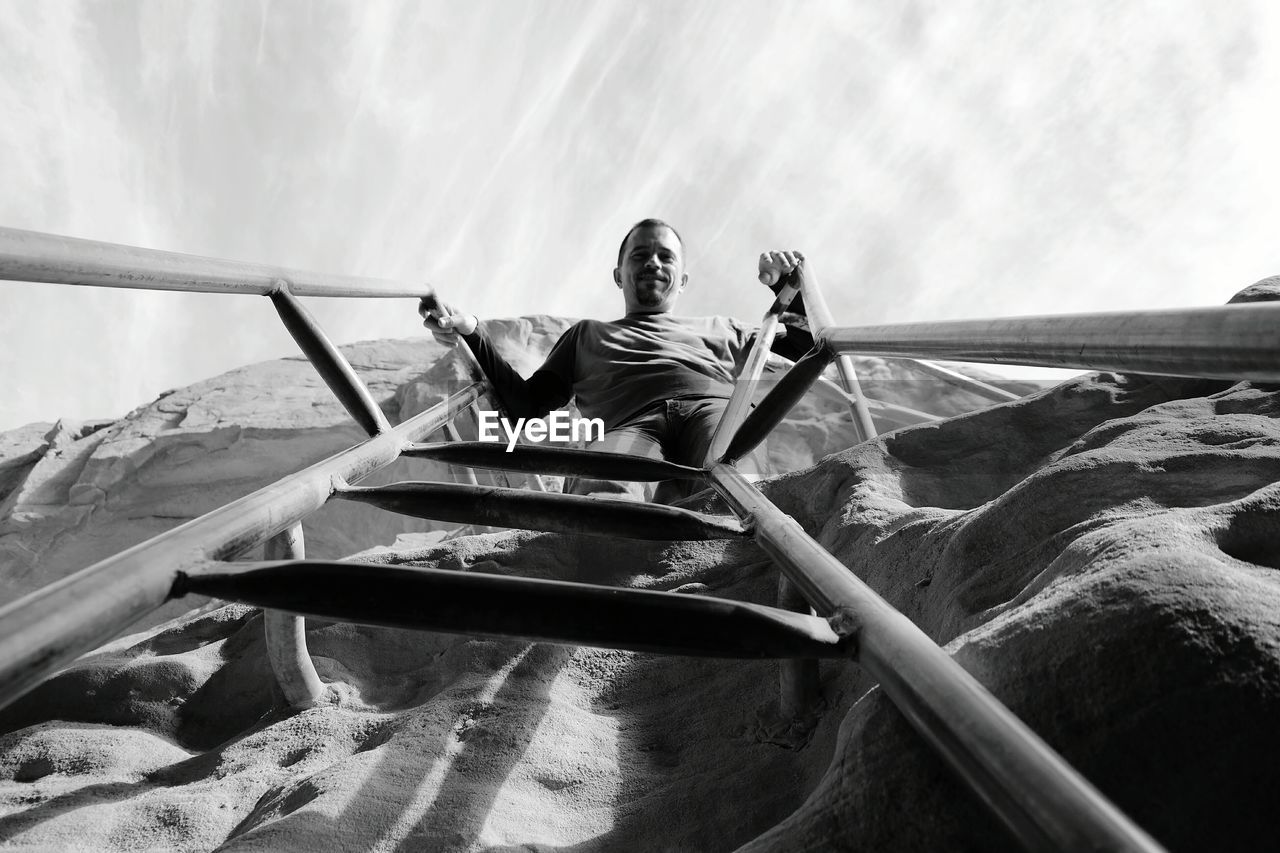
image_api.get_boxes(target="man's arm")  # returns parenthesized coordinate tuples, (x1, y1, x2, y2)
(419, 298, 573, 419)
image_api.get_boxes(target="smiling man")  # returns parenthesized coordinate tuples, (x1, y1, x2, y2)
(421, 218, 803, 502)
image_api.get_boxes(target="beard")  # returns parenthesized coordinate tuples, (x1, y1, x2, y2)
(634, 278, 669, 306)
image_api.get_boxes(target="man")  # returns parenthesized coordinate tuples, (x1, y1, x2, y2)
(421, 218, 804, 503)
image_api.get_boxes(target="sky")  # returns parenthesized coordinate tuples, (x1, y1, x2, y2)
(2, 1, 1279, 431)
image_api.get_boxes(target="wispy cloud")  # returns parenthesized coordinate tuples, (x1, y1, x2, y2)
(2, 1, 1279, 429)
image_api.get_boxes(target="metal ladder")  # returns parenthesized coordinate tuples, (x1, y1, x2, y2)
(6, 225, 1274, 850)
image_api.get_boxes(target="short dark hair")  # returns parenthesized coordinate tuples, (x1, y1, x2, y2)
(617, 219, 685, 266)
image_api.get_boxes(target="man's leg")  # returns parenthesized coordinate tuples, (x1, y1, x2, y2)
(563, 424, 665, 501)
(653, 397, 769, 504)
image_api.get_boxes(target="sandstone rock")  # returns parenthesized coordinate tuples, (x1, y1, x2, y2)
(2, 364, 1278, 849)
(0, 422, 53, 507)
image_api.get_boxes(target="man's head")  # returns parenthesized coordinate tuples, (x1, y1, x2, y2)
(614, 219, 688, 315)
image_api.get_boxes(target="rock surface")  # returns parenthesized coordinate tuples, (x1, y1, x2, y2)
(10, 310, 1273, 850)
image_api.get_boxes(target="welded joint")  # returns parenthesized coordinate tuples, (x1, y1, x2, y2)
(168, 554, 224, 599)
(826, 605, 862, 646)
(728, 505, 759, 536)
(170, 570, 193, 599)
(268, 277, 293, 297)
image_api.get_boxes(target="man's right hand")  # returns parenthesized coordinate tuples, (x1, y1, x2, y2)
(418, 296, 478, 346)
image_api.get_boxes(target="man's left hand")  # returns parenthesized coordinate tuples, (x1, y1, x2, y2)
(758, 251, 805, 289)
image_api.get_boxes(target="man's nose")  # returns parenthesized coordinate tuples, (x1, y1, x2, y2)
(643, 254, 661, 268)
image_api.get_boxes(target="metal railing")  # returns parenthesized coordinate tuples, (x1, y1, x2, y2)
(6, 224, 1268, 850)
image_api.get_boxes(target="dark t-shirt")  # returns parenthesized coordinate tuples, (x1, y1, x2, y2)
(463, 313, 757, 430)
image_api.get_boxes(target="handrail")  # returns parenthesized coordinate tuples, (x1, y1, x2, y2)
(0, 382, 484, 707)
(825, 302, 1280, 381)
(0, 225, 432, 298)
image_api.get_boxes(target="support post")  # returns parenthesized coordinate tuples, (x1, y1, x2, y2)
(909, 359, 1022, 402)
(441, 422, 481, 487)
(778, 574, 820, 718)
(270, 287, 391, 437)
(262, 523, 325, 709)
(798, 266, 878, 441)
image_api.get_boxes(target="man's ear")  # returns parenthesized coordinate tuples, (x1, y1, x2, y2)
(613, 267, 622, 287)
(679, 273, 688, 289)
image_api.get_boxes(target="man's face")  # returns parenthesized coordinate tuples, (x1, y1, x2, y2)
(614, 225, 687, 314)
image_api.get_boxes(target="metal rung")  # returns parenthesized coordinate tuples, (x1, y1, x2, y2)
(403, 441, 704, 481)
(179, 560, 851, 660)
(334, 481, 745, 540)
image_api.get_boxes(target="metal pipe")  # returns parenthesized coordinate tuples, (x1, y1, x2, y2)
(438, 421, 498, 536)
(778, 575, 820, 719)
(0, 225, 433, 298)
(262, 524, 325, 709)
(270, 288, 391, 437)
(0, 383, 485, 712)
(440, 423, 482, 487)
(403, 441, 705, 482)
(720, 343, 836, 465)
(179, 560, 853, 660)
(834, 356, 878, 441)
(796, 267, 877, 440)
(334, 481, 745, 540)
(909, 359, 1022, 402)
(824, 302, 1280, 381)
(764, 353, 942, 424)
(704, 279, 801, 465)
(707, 463, 1164, 853)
